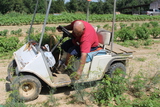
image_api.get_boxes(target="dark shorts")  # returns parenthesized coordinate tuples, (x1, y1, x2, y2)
(61, 39, 98, 57)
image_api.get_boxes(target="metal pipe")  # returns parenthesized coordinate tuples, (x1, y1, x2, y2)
(27, 0, 39, 42)
(39, 0, 52, 48)
(110, 0, 117, 55)
(86, 1, 90, 22)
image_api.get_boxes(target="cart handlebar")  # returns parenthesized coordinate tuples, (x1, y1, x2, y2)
(57, 25, 74, 38)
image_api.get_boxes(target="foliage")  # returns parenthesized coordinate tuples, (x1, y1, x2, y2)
(0, 36, 24, 58)
(118, 39, 153, 48)
(135, 26, 150, 40)
(150, 27, 160, 38)
(10, 29, 22, 36)
(115, 27, 135, 41)
(1, 12, 160, 26)
(92, 73, 127, 106)
(0, 29, 8, 36)
(45, 26, 56, 32)
(149, 21, 159, 27)
(0, 37, 19, 53)
(4, 90, 26, 107)
(27, 33, 51, 46)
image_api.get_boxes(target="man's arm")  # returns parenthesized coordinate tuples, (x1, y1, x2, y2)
(77, 53, 87, 76)
(64, 24, 73, 30)
(57, 24, 73, 32)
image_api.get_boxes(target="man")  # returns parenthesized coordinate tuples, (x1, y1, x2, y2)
(57, 20, 99, 78)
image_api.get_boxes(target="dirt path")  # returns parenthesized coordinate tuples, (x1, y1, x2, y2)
(0, 22, 160, 106)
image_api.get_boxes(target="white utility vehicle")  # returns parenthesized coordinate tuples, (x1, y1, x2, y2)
(6, 0, 133, 101)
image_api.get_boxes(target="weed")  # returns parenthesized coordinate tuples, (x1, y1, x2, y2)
(135, 26, 150, 40)
(26, 27, 34, 34)
(10, 29, 22, 36)
(119, 23, 127, 29)
(96, 25, 101, 29)
(92, 74, 127, 106)
(45, 26, 56, 32)
(157, 53, 160, 56)
(43, 88, 59, 107)
(149, 21, 159, 27)
(4, 90, 26, 107)
(141, 22, 150, 28)
(150, 27, 160, 38)
(154, 40, 160, 44)
(0, 78, 5, 82)
(0, 30, 8, 36)
(135, 57, 146, 62)
(143, 39, 153, 46)
(144, 46, 152, 49)
(115, 28, 135, 41)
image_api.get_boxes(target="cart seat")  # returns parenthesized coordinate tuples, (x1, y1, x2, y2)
(86, 28, 112, 62)
(97, 28, 112, 48)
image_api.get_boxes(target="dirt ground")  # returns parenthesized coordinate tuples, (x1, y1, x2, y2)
(0, 22, 160, 106)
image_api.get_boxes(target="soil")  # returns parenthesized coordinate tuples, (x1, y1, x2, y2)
(0, 22, 160, 106)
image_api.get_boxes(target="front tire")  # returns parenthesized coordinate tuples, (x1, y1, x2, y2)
(107, 62, 126, 78)
(11, 75, 42, 101)
(7, 59, 17, 82)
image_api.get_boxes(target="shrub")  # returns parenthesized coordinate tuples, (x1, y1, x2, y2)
(103, 24, 111, 31)
(150, 27, 160, 38)
(135, 26, 150, 40)
(149, 21, 159, 27)
(10, 29, 22, 36)
(0, 29, 8, 36)
(119, 23, 127, 29)
(0, 37, 19, 53)
(92, 74, 127, 106)
(45, 26, 56, 32)
(115, 28, 135, 41)
(141, 22, 150, 28)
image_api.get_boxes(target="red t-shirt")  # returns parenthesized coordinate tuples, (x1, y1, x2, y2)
(70, 20, 99, 53)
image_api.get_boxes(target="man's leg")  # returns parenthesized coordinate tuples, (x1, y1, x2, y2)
(65, 53, 72, 65)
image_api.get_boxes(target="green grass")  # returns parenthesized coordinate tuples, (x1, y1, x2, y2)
(135, 57, 147, 62)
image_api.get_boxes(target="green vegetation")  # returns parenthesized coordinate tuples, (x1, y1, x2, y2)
(0, 13, 160, 106)
(1, 12, 160, 26)
(0, 37, 20, 58)
(0, 0, 154, 14)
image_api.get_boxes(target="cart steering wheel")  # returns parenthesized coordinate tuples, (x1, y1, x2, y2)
(57, 25, 73, 38)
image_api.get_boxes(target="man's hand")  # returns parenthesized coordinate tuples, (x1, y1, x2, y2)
(56, 26, 62, 32)
(75, 53, 87, 80)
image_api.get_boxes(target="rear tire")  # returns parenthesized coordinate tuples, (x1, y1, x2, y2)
(11, 75, 42, 101)
(107, 62, 126, 78)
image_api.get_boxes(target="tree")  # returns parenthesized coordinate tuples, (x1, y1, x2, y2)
(50, 0, 65, 13)
(66, 0, 78, 13)
(103, 0, 114, 14)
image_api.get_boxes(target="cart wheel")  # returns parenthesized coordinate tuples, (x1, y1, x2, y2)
(11, 75, 42, 101)
(107, 62, 126, 78)
(7, 59, 17, 82)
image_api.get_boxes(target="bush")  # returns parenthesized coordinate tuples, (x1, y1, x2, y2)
(149, 21, 159, 27)
(0, 37, 19, 53)
(45, 26, 56, 32)
(92, 74, 127, 106)
(10, 29, 22, 36)
(0, 29, 8, 36)
(135, 26, 150, 40)
(150, 27, 160, 38)
(115, 28, 135, 41)
(119, 23, 127, 29)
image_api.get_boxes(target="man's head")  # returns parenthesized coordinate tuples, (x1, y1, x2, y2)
(73, 21, 85, 37)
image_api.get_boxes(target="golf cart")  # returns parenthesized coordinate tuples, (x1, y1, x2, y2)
(6, 0, 134, 101)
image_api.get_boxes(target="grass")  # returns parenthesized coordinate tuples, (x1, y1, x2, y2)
(0, 78, 5, 82)
(157, 53, 160, 57)
(1, 21, 160, 106)
(135, 57, 147, 62)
